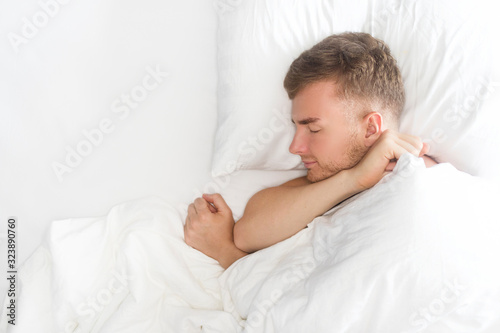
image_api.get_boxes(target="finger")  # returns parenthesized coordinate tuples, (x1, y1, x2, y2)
(385, 160, 397, 171)
(183, 222, 192, 244)
(202, 194, 218, 212)
(193, 198, 217, 213)
(377, 130, 421, 160)
(194, 197, 210, 214)
(202, 193, 215, 203)
(188, 203, 197, 217)
(202, 193, 228, 212)
(183, 217, 190, 233)
(396, 135, 423, 157)
(386, 137, 422, 160)
(207, 203, 217, 213)
(419, 142, 429, 157)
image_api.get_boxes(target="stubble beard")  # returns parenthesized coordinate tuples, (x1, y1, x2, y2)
(306, 133, 369, 183)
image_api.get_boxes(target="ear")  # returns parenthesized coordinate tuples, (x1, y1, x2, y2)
(362, 112, 383, 147)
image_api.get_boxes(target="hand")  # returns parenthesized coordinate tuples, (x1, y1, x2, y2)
(184, 193, 247, 269)
(350, 129, 428, 190)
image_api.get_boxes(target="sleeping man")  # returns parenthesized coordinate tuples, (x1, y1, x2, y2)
(184, 32, 437, 269)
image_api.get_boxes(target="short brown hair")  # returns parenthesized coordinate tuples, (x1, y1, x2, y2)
(284, 32, 405, 127)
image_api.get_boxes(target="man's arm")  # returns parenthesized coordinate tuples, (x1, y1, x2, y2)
(234, 130, 428, 253)
(234, 171, 359, 253)
(185, 130, 427, 268)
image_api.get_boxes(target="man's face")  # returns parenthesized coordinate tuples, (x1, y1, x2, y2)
(289, 81, 369, 183)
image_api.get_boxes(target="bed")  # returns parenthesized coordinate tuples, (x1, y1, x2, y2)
(1, 0, 499, 332)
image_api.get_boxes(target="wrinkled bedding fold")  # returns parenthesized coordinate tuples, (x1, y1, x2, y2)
(3, 154, 499, 333)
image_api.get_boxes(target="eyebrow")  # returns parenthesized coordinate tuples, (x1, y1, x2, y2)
(291, 117, 321, 125)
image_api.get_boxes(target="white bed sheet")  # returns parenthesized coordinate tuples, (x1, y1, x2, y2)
(0, 0, 219, 301)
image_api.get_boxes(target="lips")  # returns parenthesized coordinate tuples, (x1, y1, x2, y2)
(303, 161, 316, 168)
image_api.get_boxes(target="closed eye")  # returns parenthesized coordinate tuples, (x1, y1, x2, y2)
(309, 129, 320, 133)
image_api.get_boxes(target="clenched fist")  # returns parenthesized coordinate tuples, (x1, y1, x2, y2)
(184, 193, 247, 269)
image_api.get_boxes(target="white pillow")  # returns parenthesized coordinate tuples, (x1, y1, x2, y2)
(212, 0, 500, 181)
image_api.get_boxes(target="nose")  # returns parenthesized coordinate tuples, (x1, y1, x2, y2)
(289, 130, 308, 155)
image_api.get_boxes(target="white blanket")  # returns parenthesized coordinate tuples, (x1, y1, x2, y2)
(3, 154, 500, 332)
(4, 198, 240, 333)
(220, 155, 500, 332)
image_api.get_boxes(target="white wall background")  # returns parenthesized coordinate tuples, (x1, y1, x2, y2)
(0, 0, 219, 299)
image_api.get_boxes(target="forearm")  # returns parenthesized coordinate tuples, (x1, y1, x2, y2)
(234, 169, 361, 253)
(218, 244, 248, 269)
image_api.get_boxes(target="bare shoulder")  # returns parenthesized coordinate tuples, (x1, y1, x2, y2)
(246, 176, 310, 206)
(242, 175, 311, 214)
(280, 176, 311, 187)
